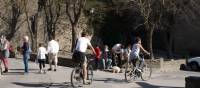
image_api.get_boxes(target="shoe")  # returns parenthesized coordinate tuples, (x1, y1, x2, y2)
(137, 69, 142, 73)
(43, 69, 46, 74)
(54, 69, 57, 71)
(47, 68, 52, 71)
(39, 70, 42, 74)
(24, 72, 29, 75)
(3, 69, 8, 73)
(83, 80, 90, 85)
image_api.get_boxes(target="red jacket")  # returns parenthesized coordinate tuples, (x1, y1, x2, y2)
(94, 47, 101, 60)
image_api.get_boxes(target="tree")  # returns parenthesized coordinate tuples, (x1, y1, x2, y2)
(0, 0, 25, 40)
(23, 0, 39, 52)
(65, 0, 86, 52)
(43, 0, 62, 40)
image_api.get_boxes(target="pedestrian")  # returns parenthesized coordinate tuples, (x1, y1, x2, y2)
(94, 44, 101, 70)
(0, 35, 10, 73)
(21, 35, 31, 73)
(111, 43, 123, 68)
(37, 43, 47, 74)
(102, 45, 112, 69)
(47, 37, 59, 71)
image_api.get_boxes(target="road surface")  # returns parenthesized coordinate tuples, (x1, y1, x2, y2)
(0, 58, 199, 88)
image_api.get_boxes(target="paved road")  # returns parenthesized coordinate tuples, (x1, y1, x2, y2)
(0, 58, 200, 88)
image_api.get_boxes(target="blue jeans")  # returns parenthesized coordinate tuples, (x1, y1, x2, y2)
(23, 53, 30, 73)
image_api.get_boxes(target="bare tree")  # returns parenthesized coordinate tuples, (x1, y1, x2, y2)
(43, 0, 62, 40)
(23, 0, 39, 52)
(132, 0, 181, 59)
(0, 0, 25, 40)
(132, 0, 158, 59)
(65, 0, 86, 52)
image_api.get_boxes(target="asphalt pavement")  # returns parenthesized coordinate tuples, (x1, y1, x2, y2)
(0, 58, 199, 88)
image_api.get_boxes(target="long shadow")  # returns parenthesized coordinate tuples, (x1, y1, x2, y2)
(94, 78, 127, 84)
(136, 82, 184, 88)
(13, 82, 72, 88)
(2, 69, 39, 75)
(2, 72, 24, 75)
(9, 69, 38, 71)
(30, 53, 95, 68)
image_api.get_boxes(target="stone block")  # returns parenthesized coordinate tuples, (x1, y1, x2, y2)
(185, 76, 200, 88)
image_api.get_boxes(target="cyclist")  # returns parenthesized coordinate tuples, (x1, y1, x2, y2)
(130, 37, 150, 70)
(72, 32, 96, 85)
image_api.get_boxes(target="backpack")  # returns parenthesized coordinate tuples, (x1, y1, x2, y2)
(27, 44, 32, 53)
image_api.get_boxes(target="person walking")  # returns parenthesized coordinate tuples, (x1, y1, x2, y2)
(47, 37, 59, 71)
(37, 43, 47, 74)
(0, 35, 10, 73)
(21, 36, 31, 73)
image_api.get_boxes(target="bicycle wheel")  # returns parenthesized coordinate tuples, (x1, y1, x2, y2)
(0, 61, 2, 75)
(125, 62, 135, 82)
(87, 64, 93, 84)
(141, 63, 152, 81)
(71, 67, 83, 87)
(0, 66, 2, 76)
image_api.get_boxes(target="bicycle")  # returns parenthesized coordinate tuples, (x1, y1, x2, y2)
(125, 54, 152, 82)
(70, 55, 94, 87)
(0, 60, 2, 76)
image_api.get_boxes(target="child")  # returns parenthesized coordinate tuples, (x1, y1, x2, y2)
(130, 37, 150, 70)
(102, 45, 112, 69)
(94, 45, 101, 70)
(37, 43, 47, 74)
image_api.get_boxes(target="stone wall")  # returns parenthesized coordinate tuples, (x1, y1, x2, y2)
(145, 58, 186, 72)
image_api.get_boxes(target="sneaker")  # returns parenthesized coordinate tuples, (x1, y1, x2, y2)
(83, 80, 90, 85)
(43, 69, 46, 74)
(47, 68, 52, 71)
(24, 72, 29, 75)
(3, 69, 8, 73)
(39, 70, 42, 74)
(137, 69, 142, 73)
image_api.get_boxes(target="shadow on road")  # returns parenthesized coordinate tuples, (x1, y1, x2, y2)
(2, 72, 24, 75)
(13, 82, 73, 88)
(136, 82, 184, 88)
(2, 69, 39, 75)
(94, 78, 127, 84)
(9, 69, 38, 71)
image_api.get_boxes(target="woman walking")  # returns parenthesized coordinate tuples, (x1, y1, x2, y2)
(21, 36, 31, 74)
(0, 35, 10, 73)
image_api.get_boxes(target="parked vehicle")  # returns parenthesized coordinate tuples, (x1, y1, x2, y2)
(187, 57, 200, 71)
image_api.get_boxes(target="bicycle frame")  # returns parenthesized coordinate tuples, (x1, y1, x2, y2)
(125, 53, 152, 81)
(71, 55, 94, 87)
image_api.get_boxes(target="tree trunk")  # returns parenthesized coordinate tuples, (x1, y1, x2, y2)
(148, 28, 154, 59)
(167, 29, 173, 59)
(71, 25, 78, 52)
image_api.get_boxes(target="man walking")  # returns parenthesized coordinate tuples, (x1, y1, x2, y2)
(47, 37, 59, 71)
